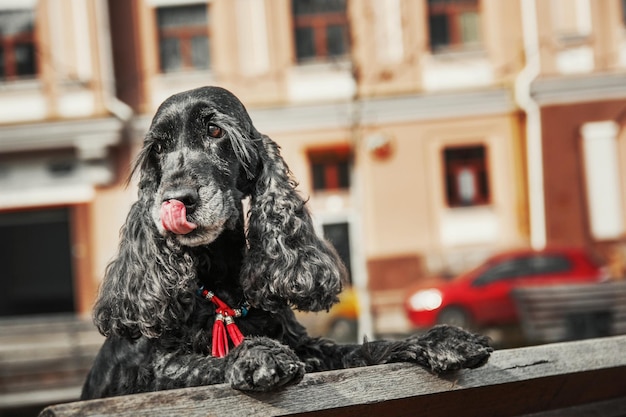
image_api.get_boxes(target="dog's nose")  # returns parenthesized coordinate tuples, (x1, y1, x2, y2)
(162, 188, 199, 213)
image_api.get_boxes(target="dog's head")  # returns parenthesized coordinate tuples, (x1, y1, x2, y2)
(136, 86, 260, 247)
(95, 87, 345, 338)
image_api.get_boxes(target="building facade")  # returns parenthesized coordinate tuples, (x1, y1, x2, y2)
(2, 0, 626, 320)
(0, 0, 129, 317)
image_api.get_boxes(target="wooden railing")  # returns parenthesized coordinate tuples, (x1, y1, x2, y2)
(39, 335, 626, 417)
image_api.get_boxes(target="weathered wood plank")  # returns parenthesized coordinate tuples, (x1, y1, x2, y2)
(39, 335, 626, 417)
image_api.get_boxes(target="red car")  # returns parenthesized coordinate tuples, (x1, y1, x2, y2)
(405, 248, 608, 329)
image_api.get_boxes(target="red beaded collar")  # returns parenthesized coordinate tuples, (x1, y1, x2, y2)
(197, 283, 250, 358)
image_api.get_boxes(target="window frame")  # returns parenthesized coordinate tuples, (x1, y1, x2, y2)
(322, 221, 352, 283)
(442, 144, 491, 208)
(427, 0, 482, 53)
(307, 145, 352, 192)
(0, 8, 37, 82)
(291, 0, 349, 64)
(155, 3, 210, 74)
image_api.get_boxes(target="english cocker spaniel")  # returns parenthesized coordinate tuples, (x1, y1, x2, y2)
(81, 86, 492, 399)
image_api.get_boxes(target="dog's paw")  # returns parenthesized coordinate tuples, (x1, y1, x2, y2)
(407, 325, 493, 374)
(225, 337, 305, 392)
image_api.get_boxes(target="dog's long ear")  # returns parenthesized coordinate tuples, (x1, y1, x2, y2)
(240, 135, 346, 313)
(93, 176, 196, 339)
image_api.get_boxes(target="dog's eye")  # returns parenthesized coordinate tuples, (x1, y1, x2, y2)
(153, 142, 163, 154)
(207, 124, 224, 139)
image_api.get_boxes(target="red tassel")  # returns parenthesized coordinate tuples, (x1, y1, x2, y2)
(225, 316, 245, 346)
(205, 292, 248, 357)
(212, 315, 228, 358)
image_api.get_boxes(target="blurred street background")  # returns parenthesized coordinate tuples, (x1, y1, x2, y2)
(2, 0, 626, 415)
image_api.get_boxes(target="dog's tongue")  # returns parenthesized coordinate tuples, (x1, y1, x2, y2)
(161, 200, 197, 235)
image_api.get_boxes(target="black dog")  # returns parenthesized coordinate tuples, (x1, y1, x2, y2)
(81, 86, 492, 399)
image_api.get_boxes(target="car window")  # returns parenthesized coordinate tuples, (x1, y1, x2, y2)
(472, 254, 572, 287)
(527, 255, 571, 275)
(472, 258, 532, 286)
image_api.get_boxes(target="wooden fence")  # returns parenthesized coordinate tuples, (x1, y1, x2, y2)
(39, 335, 626, 417)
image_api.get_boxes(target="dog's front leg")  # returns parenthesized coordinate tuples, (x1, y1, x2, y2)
(157, 337, 305, 392)
(105, 336, 302, 394)
(224, 337, 305, 391)
(341, 325, 493, 373)
(398, 325, 493, 373)
(152, 348, 230, 391)
(291, 325, 492, 374)
(82, 336, 232, 399)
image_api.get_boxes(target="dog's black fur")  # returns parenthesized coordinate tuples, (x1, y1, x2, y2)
(81, 86, 492, 399)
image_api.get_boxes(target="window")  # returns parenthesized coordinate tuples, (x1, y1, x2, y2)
(0, 9, 36, 81)
(323, 222, 352, 283)
(292, 0, 349, 63)
(427, 0, 481, 52)
(443, 145, 489, 207)
(156, 4, 210, 73)
(473, 258, 531, 286)
(473, 255, 571, 287)
(527, 255, 571, 275)
(308, 146, 351, 191)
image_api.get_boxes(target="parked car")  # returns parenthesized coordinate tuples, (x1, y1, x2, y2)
(405, 248, 608, 330)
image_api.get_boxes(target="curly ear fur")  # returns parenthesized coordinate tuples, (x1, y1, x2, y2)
(241, 135, 346, 313)
(95, 86, 344, 337)
(93, 187, 197, 339)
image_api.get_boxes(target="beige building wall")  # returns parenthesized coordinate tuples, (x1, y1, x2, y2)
(9, 0, 626, 321)
(0, 0, 128, 315)
(361, 114, 524, 257)
(245, 107, 525, 292)
(97, 0, 533, 292)
(87, 0, 626, 306)
(132, 0, 526, 108)
(534, 0, 626, 76)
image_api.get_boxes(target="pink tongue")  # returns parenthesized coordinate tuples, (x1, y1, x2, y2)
(161, 200, 198, 235)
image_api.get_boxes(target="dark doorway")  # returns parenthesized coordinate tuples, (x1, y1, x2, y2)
(323, 222, 352, 284)
(0, 208, 75, 316)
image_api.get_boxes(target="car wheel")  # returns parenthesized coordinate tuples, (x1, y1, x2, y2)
(327, 318, 358, 343)
(437, 306, 472, 329)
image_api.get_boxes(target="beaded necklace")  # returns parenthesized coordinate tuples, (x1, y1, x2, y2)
(197, 283, 251, 358)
